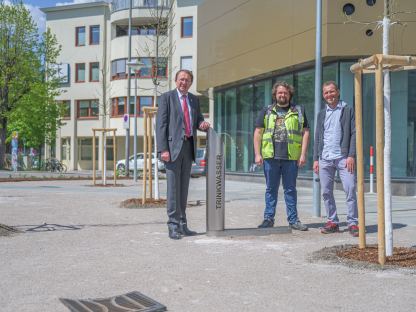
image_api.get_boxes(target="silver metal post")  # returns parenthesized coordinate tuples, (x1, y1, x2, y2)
(125, 0, 133, 176)
(133, 75, 138, 181)
(313, 0, 322, 217)
(127, 60, 145, 182)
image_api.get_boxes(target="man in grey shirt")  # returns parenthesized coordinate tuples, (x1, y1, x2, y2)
(313, 81, 358, 237)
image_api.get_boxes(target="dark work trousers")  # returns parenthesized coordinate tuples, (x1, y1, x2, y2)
(165, 139, 193, 229)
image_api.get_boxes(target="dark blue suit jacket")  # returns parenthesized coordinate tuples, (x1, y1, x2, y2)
(156, 89, 205, 162)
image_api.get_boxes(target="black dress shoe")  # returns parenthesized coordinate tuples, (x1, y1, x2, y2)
(179, 224, 197, 236)
(168, 228, 181, 240)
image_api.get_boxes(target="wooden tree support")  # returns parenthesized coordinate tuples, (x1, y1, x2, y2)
(92, 128, 117, 186)
(142, 107, 158, 204)
(350, 54, 416, 265)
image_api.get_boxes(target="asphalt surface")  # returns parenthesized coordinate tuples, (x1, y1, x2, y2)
(1, 173, 415, 312)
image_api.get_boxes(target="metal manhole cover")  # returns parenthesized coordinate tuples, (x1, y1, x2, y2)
(60, 291, 167, 312)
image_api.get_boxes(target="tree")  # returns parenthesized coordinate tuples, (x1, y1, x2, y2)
(135, 0, 176, 199)
(0, 1, 62, 168)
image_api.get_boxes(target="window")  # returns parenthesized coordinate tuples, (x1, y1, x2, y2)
(106, 138, 114, 161)
(139, 58, 153, 77)
(116, 25, 128, 37)
(75, 63, 85, 82)
(77, 100, 99, 118)
(181, 16, 193, 38)
(155, 58, 168, 77)
(58, 100, 71, 119)
(180, 56, 192, 71)
(144, 0, 157, 7)
(198, 95, 209, 115)
(61, 138, 71, 161)
(79, 138, 98, 161)
(140, 96, 153, 116)
(111, 59, 127, 79)
(115, 24, 165, 37)
(90, 25, 100, 45)
(90, 62, 99, 82)
(138, 25, 157, 35)
(129, 96, 136, 115)
(112, 97, 125, 116)
(52, 63, 70, 83)
(76, 26, 85, 46)
(138, 57, 167, 78)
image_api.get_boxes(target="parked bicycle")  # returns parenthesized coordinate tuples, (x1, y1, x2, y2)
(42, 158, 67, 173)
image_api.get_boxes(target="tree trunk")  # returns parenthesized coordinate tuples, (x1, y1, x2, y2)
(0, 118, 8, 170)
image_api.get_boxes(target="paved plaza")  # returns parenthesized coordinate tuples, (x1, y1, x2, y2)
(0, 173, 415, 311)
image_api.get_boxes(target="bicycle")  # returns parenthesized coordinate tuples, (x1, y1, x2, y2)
(42, 158, 67, 173)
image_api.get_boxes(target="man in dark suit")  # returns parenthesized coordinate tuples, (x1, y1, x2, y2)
(156, 70, 210, 240)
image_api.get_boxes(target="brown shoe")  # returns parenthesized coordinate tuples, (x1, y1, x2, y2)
(320, 221, 339, 234)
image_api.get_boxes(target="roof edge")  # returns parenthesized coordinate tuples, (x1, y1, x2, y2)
(40, 1, 109, 13)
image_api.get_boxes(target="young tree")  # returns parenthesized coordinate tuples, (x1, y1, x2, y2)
(0, 1, 62, 168)
(136, 0, 176, 199)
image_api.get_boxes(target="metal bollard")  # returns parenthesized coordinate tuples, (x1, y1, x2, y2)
(206, 128, 225, 235)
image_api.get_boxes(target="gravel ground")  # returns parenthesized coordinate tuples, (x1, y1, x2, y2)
(1, 177, 416, 312)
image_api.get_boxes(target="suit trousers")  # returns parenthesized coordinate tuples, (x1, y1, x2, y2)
(165, 139, 193, 229)
(319, 157, 358, 226)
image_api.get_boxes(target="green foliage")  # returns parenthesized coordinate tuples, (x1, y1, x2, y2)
(0, 1, 62, 155)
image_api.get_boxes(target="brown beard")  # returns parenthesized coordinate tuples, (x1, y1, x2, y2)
(276, 100, 289, 108)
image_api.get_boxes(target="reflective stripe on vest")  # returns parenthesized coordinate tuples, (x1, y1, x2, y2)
(261, 105, 304, 160)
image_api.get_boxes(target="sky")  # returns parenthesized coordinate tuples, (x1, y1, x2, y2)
(16, 1, 109, 33)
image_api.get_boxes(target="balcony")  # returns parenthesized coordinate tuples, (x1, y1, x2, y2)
(111, 0, 171, 13)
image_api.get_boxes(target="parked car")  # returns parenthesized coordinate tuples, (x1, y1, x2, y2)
(116, 153, 165, 172)
(191, 148, 207, 177)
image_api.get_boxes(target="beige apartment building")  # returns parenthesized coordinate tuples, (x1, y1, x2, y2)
(41, 0, 206, 171)
(197, 0, 416, 194)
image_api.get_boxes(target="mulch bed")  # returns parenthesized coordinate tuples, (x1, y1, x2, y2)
(89, 183, 125, 187)
(311, 244, 416, 272)
(120, 198, 167, 209)
(337, 245, 416, 267)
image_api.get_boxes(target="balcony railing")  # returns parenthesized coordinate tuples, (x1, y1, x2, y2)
(111, 0, 171, 12)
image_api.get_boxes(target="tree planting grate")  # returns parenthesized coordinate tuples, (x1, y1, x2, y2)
(59, 291, 167, 312)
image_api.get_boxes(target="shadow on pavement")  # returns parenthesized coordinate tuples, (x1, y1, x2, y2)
(304, 222, 407, 233)
(15, 221, 167, 233)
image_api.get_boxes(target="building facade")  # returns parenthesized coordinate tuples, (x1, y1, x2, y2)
(197, 0, 416, 194)
(41, 0, 207, 171)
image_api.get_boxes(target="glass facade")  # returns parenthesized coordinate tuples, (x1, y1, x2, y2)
(213, 61, 416, 180)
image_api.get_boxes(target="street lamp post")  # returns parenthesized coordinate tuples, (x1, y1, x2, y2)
(127, 60, 144, 182)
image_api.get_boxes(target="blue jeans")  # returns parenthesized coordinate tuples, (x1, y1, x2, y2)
(263, 158, 299, 224)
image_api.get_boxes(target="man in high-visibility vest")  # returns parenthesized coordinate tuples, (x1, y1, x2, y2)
(254, 81, 310, 230)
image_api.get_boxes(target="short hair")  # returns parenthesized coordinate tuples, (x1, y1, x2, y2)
(322, 81, 339, 91)
(175, 69, 193, 83)
(272, 81, 295, 102)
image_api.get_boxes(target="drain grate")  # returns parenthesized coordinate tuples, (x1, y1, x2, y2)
(60, 291, 167, 312)
(25, 223, 81, 232)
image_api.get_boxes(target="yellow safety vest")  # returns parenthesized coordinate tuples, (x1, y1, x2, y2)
(261, 105, 304, 160)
